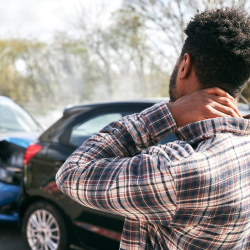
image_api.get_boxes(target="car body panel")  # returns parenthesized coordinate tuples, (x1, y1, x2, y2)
(0, 182, 20, 222)
(0, 132, 39, 147)
(0, 212, 19, 222)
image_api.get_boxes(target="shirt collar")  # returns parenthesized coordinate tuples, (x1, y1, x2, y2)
(175, 118, 250, 144)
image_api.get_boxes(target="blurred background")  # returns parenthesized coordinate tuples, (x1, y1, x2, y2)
(1, 0, 250, 128)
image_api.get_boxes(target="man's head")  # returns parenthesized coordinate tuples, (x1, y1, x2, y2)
(169, 7, 250, 102)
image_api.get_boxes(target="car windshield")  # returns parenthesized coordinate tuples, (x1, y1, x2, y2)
(0, 100, 42, 133)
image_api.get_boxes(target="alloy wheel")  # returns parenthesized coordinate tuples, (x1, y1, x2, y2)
(26, 209, 60, 250)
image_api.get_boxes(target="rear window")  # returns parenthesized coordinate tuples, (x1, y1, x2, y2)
(0, 100, 42, 133)
(69, 113, 123, 147)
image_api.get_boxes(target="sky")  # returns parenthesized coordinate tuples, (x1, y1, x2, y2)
(0, 0, 122, 41)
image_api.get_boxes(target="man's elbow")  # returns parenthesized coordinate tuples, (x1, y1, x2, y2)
(55, 163, 68, 193)
(55, 170, 63, 192)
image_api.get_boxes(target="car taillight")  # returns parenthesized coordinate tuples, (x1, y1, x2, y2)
(23, 144, 43, 165)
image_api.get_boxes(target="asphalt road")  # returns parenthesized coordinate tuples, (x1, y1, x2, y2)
(0, 223, 28, 250)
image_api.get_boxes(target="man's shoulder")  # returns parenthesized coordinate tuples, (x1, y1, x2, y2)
(175, 117, 250, 145)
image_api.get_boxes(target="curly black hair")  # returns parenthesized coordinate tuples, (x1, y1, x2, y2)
(181, 7, 250, 97)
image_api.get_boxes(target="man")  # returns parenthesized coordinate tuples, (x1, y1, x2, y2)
(56, 7, 250, 249)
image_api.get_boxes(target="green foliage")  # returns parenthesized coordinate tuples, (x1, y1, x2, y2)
(0, 39, 45, 102)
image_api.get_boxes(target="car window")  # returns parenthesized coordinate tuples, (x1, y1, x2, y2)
(69, 111, 178, 147)
(69, 113, 122, 147)
(0, 100, 42, 133)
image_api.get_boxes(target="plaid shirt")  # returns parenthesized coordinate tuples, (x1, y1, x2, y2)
(56, 102, 250, 249)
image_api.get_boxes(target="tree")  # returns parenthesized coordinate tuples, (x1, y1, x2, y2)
(72, 1, 115, 98)
(121, 0, 197, 66)
(122, 0, 250, 67)
(198, 0, 249, 9)
(0, 39, 45, 103)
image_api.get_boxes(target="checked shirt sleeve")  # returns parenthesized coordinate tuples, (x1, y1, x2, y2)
(56, 102, 179, 225)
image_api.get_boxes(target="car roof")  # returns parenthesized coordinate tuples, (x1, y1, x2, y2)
(63, 97, 250, 116)
(63, 98, 170, 116)
(0, 95, 14, 103)
(40, 98, 170, 143)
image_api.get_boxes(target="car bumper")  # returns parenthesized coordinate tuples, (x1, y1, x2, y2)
(0, 181, 19, 222)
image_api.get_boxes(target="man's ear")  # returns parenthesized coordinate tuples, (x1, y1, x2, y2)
(180, 53, 192, 79)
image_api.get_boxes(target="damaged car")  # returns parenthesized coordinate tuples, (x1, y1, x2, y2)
(0, 95, 42, 222)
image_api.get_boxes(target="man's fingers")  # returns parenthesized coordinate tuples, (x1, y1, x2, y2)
(202, 87, 234, 102)
(210, 102, 240, 118)
(202, 88, 242, 118)
(170, 88, 241, 128)
(210, 96, 242, 118)
(208, 108, 231, 119)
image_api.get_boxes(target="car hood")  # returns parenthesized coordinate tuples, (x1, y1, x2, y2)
(0, 132, 40, 148)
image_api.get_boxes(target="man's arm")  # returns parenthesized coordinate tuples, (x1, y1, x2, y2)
(56, 88, 240, 225)
(56, 102, 178, 225)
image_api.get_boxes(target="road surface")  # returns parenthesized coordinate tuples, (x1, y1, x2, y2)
(0, 223, 27, 250)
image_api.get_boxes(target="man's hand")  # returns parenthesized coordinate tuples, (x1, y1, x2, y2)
(167, 87, 242, 128)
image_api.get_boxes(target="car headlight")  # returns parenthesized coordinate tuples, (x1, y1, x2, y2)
(0, 168, 14, 184)
(0, 167, 21, 185)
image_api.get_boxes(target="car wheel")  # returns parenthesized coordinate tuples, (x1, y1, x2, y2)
(22, 201, 69, 250)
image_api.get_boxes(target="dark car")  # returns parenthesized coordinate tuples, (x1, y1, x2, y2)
(19, 100, 178, 250)
(0, 96, 42, 223)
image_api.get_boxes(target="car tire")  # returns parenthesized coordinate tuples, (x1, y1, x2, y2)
(22, 201, 69, 250)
